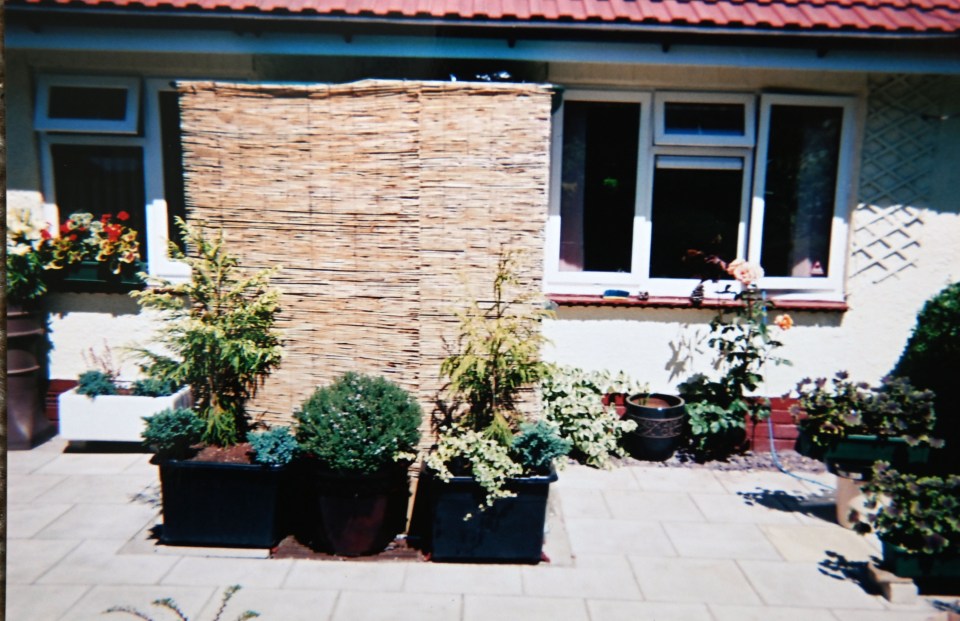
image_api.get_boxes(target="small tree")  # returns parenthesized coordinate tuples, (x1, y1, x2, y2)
(131, 219, 283, 447)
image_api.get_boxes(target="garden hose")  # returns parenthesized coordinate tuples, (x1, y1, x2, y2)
(767, 414, 835, 491)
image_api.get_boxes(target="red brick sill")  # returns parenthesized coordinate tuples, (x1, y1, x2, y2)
(547, 294, 848, 312)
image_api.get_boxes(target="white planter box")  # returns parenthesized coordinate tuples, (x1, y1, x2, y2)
(58, 386, 193, 443)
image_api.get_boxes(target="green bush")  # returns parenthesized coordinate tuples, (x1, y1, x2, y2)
(142, 408, 205, 460)
(511, 420, 571, 473)
(131, 377, 180, 397)
(247, 426, 298, 466)
(295, 373, 422, 474)
(76, 370, 119, 397)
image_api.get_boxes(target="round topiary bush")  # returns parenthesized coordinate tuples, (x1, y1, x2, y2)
(294, 372, 422, 474)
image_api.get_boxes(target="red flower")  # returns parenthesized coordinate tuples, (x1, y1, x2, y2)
(68, 234, 78, 241)
(41, 229, 52, 240)
(117, 211, 130, 222)
(105, 224, 122, 242)
(101, 213, 112, 223)
(60, 223, 71, 235)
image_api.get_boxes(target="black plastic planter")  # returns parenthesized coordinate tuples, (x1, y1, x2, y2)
(623, 393, 686, 461)
(796, 430, 932, 479)
(414, 467, 557, 564)
(882, 541, 960, 580)
(158, 459, 287, 548)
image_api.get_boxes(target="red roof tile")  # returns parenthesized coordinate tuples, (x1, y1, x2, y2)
(13, 0, 960, 33)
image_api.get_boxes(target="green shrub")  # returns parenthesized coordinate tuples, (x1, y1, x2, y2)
(131, 377, 180, 397)
(295, 373, 422, 474)
(76, 370, 119, 397)
(511, 420, 571, 473)
(131, 219, 283, 447)
(247, 426, 298, 466)
(142, 408, 205, 460)
(539, 365, 638, 469)
(856, 462, 960, 556)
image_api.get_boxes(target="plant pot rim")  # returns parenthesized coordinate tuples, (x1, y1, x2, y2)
(427, 464, 558, 486)
(626, 393, 685, 409)
(158, 457, 286, 472)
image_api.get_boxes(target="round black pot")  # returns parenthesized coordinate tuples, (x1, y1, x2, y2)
(305, 462, 411, 557)
(6, 304, 54, 450)
(623, 393, 686, 461)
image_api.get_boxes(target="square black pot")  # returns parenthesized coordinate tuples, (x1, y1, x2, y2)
(158, 459, 288, 548)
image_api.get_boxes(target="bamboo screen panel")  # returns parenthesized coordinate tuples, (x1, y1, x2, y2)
(176, 80, 553, 440)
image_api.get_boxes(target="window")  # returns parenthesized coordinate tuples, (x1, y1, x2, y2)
(546, 90, 857, 300)
(37, 76, 190, 283)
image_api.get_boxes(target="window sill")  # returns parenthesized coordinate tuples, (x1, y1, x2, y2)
(547, 294, 848, 312)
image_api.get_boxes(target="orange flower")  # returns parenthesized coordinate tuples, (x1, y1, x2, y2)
(774, 314, 793, 331)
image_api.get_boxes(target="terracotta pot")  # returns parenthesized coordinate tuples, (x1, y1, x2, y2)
(6, 304, 53, 450)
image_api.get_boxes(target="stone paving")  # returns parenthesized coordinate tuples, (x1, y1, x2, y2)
(6, 437, 957, 621)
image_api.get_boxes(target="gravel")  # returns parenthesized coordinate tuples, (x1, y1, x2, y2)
(619, 449, 827, 473)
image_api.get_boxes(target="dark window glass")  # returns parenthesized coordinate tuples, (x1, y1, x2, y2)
(649, 163, 743, 279)
(760, 105, 842, 278)
(160, 91, 187, 250)
(48, 86, 129, 121)
(559, 101, 640, 273)
(664, 102, 745, 136)
(51, 144, 146, 260)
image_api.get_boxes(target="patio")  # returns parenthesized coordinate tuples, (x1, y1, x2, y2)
(6, 437, 956, 621)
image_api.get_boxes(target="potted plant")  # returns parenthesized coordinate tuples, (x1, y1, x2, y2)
(539, 365, 638, 469)
(293, 372, 422, 557)
(790, 372, 942, 479)
(623, 391, 687, 462)
(676, 257, 793, 462)
(58, 368, 191, 443)
(134, 218, 286, 547)
(413, 250, 571, 563)
(855, 462, 960, 582)
(45, 211, 144, 291)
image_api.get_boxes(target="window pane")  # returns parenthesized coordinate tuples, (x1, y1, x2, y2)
(664, 102, 745, 136)
(160, 91, 187, 250)
(760, 105, 842, 278)
(649, 162, 743, 279)
(559, 101, 639, 273)
(51, 144, 146, 259)
(48, 86, 129, 121)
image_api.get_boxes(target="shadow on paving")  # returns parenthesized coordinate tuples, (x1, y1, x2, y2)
(737, 488, 838, 524)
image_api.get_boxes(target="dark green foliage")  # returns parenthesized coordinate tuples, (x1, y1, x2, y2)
(791, 372, 940, 448)
(856, 462, 960, 556)
(511, 420, 571, 473)
(247, 426, 298, 466)
(142, 408, 205, 460)
(131, 377, 181, 397)
(131, 219, 283, 447)
(76, 370, 119, 397)
(295, 373, 422, 474)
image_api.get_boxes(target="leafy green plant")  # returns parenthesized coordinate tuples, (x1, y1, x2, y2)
(142, 408, 205, 460)
(131, 218, 283, 447)
(426, 427, 522, 506)
(790, 372, 941, 448)
(539, 365, 638, 469)
(105, 584, 258, 621)
(132, 377, 181, 398)
(76, 370, 119, 397)
(855, 462, 960, 556)
(678, 258, 792, 459)
(510, 420, 571, 473)
(247, 426, 299, 466)
(6, 207, 52, 306)
(295, 372, 421, 474)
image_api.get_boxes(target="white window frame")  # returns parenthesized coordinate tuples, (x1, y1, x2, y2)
(34, 74, 141, 134)
(748, 94, 858, 296)
(654, 91, 756, 148)
(37, 75, 190, 282)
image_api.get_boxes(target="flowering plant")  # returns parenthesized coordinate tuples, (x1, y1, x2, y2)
(48, 211, 140, 275)
(679, 255, 792, 459)
(6, 208, 53, 305)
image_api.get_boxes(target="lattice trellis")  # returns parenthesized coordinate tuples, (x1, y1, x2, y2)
(851, 75, 943, 284)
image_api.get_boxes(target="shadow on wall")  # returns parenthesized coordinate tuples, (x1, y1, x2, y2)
(45, 291, 142, 319)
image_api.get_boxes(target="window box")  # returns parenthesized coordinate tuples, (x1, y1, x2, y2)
(58, 385, 192, 443)
(48, 260, 146, 293)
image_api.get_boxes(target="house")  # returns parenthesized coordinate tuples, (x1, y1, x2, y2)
(6, 0, 960, 443)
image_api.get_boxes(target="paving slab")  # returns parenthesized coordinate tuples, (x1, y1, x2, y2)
(630, 466, 727, 493)
(34, 452, 150, 476)
(521, 560, 643, 600)
(556, 464, 641, 490)
(5, 538, 83, 584)
(403, 562, 524, 595)
(464, 594, 590, 621)
(196, 586, 339, 621)
(831, 610, 946, 621)
(61, 584, 216, 621)
(762, 524, 881, 562)
(162, 556, 295, 588)
(738, 559, 886, 609)
(662, 521, 783, 560)
(555, 487, 612, 519)
(602, 489, 707, 522)
(6, 439, 67, 474)
(628, 556, 762, 605)
(564, 518, 677, 557)
(37, 539, 181, 586)
(34, 474, 158, 505)
(284, 558, 409, 592)
(587, 599, 714, 621)
(5, 584, 90, 621)
(689, 491, 804, 525)
(6, 473, 68, 503)
(5, 502, 73, 539)
(713, 469, 823, 496)
(332, 591, 461, 621)
(34, 502, 160, 541)
(709, 603, 840, 620)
